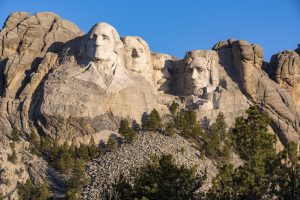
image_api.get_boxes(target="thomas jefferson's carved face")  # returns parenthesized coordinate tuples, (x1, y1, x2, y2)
(123, 37, 147, 73)
(86, 23, 116, 62)
(186, 57, 211, 95)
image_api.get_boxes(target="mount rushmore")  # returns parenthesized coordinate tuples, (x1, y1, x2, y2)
(0, 12, 299, 198)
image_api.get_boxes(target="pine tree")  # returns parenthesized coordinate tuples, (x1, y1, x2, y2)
(88, 137, 100, 158)
(144, 109, 162, 131)
(35, 183, 50, 200)
(8, 142, 17, 164)
(109, 154, 206, 199)
(163, 122, 176, 136)
(56, 142, 74, 175)
(106, 137, 117, 152)
(11, 128, 20, 141)
(169, 101, 179, 116)
(231, 105, 275, 161)
(76, 144, 90, 161)
(66, 159, 88, 200)
(207, 164, 237, 199)
(268, 142, 300, 199)
(209, 105, 276, 199)
(119, 119, 137, 143)
(175, 110, 198, 138)
(29, 132, 40, 155)
(18, 179, 50, 200)
(18, 179, 34, 200)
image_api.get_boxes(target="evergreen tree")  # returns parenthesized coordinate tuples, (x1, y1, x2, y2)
(55, 142, 74, 175)
(18, 179, 50, 200)
(207, 164, 237, 199)
(209, 105, 276, 199)
(109, 154, 206, 200)
(28, 132, 40, 155)
(35, 183, 50, 200)
(11, 128, 20, 141)
(231, 105, 275, 161)
(169, 101, 179, 116)
(75, 144, 90, 161)
(18, 179, 34, 200)
(8, 142, 17, 164)
(163, 122, 176, 136)
(119, 119, 137, 143)
(203, 112, 231, 165)
(66, 159, 88, 200)
(268, 142, 300, 199)
(88, 137, 100, 158)
(144, 109, 162, 131)
(107, 136, 117, 152)
(175, 110, 199, 138)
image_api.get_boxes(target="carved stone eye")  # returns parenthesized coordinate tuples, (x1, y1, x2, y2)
(196, 67, 204, 72)
(102, 35, 109, 40)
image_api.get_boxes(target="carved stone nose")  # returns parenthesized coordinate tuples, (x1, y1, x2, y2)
(95, 36, 103, 46)
(191, 69, 198, 79)
(132, 49, 139, 58)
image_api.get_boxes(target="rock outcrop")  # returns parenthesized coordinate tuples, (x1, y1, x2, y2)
(213, 39, 300, 145)
(0, 11, 299, 199)
(265, 50, 300, 113)
(0, 12, 82, 136)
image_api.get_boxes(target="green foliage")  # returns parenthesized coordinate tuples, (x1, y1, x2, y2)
(208, 106, 277, 199)
(202, 112, 232, 165)
(268, 142, 300, 199)
(66, 159, 88, 200)
(88, 137, 101, 158)
(11, 128, 20, 141)
(109, 154, 206, 200)
(174, 110, 201, 139)
(207, 164, 236, 199)
(7, 142, 17, 164)
(18, 179, 50, 200)
(231, 105, 275, 161)
(28, 132, 40, 155)
(107, 136, 117, 152)
(162, 122, 176, 136)
(119, 119, 137, 143)
(143, 109, 162, 131)
(169, 101, 179, 116)
(55, 142, 75, 175)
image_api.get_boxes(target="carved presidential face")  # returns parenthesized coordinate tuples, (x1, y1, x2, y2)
(86, 23, 116, 62)
(152, 53, 174, 92)
(186, 57, 211, 95)
(123, 36, 148, 73)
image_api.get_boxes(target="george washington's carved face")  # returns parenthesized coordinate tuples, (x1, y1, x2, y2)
(186, 57, 211, 95)
(86, 23, 117, 62)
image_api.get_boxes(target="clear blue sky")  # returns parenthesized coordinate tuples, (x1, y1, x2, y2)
(0, 0, 299, 61)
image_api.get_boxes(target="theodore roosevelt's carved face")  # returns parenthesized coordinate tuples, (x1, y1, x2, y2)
(86, 23, 116, 62)
(123, 36, 148, 73)
(186, 57, 211, 95)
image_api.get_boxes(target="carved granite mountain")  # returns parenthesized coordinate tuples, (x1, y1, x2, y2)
(0, 12, 299, 199)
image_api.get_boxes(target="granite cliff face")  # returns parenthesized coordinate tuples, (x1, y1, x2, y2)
(0, 12, 299, 199)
